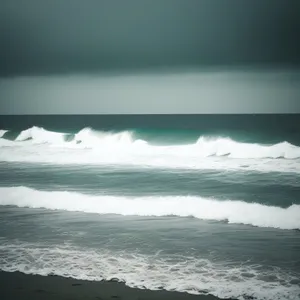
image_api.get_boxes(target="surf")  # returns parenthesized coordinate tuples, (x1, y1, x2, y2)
(0, 186, 299, 230)
(1, 127, 300, 174)
(1, 126, 300, 159)
(74, 127, 147, 147)
(15, 126, 67, 144)
(196, 136, 300, 159)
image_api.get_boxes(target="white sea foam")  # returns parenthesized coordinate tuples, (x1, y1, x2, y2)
(0, 187, 299, 230)
(1, 127, 300, 173)
(15, 126, 66, 144)
(0, 241, 299, 300)
(3, 126, 300, 159)
(0, 138, 16, 147)
(196, 137, 300, 159)
(74, 127, 147, 147)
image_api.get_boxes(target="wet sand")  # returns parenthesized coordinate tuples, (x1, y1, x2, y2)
(0, 271, 237, 300)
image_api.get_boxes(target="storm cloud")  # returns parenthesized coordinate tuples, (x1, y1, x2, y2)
(1, 0, 300, 76)
(0, 0, 299, 114)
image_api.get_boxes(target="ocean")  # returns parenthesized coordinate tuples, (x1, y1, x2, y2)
(0, 114, 299, 300)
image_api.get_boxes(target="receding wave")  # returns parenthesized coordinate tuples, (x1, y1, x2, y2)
(1, 241, 299, 300)
(0, 187, 299, 230)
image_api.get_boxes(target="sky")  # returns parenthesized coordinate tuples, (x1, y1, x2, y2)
(0, 0, 300, 114)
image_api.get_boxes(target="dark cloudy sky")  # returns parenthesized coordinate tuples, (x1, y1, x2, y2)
(0, 0, 299, 114)
(1, 0, 300, 75)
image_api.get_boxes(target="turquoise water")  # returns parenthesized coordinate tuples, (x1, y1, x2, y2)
(0, 115, 299, 300)
(1, 114, 300, 144)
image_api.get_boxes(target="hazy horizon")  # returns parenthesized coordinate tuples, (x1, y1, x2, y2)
(0, 68, 299, 114)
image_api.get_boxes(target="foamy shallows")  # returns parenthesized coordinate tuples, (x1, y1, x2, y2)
(1, 126, 300, 173)
(0, 241, 299, 300)
(0, 186, 299, 230)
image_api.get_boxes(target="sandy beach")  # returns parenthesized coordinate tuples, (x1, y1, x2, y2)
(0, 271, 238, 300)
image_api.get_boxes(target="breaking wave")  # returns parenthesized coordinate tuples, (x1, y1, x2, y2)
(196, 137, 300, 159)
(15, 126, 67, 144)
(74, 127, 147, 147)
(1, 127, 300, 173)
(0, 187, 299, 230)
(0, 129, 8, 138)
(0, 126, 299, 159)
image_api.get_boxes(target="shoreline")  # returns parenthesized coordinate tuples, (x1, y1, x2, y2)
(0, 270, 238, 300)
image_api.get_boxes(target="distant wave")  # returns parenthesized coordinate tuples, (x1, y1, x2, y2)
(1, 126, 300, 173)
(0, 186, 299, 230)
(196, 136, 300, 159)
(2, 126, 146, 147)
(15, 126, 67, 144)
(1, 126, 300, 159)
(74, 127, 147, 147)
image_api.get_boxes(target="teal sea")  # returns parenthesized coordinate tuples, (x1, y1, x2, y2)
(0, 114, 300, 300)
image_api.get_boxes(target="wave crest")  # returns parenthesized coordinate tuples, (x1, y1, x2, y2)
(74, 127, 146, 147)
(0, 127, 300, 173)
(0, 187, 299, 230)
(1, 126, 299, 159)
(16, 126, 67, 144)
(196, 136, 300, 159)
(0, 130, 8, 138)
(2, 126, 300, 158)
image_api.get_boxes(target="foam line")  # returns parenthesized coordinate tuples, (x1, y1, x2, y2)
(0, 187, 299, 230)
